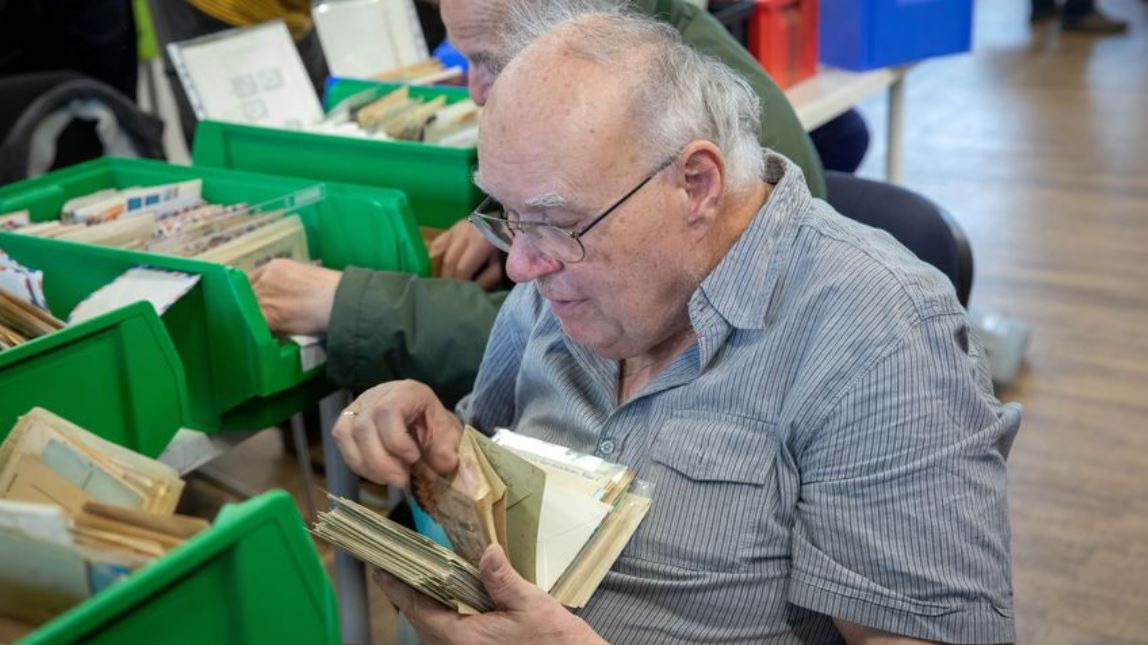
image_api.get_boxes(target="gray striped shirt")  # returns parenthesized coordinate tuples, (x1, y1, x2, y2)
(460, 153, 1019, 644)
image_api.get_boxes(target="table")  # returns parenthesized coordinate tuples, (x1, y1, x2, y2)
(783, 65, 910, 183)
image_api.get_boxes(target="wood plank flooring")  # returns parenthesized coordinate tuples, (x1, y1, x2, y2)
(854, 1, 1148, 642)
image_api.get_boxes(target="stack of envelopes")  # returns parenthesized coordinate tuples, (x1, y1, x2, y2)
(314, 85, 480, 147)
(312, 427, 651, 612)
(313, 494, 494, 613)
(0, 408, 207, 628)
(0, 287, 64, 350)
(5, 180, 312, 273)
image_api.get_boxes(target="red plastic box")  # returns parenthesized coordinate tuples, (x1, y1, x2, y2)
(748, 0, 819, 89)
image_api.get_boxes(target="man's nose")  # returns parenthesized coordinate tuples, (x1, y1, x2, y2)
(468, 69, 492, 106)
(505, 234, 563, 283)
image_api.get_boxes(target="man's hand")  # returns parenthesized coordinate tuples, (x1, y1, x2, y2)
(249, 259, 342, 335)
(377, 544, 607, 645)
(331, 380, 463, 488)
(430, 219, 504, 289)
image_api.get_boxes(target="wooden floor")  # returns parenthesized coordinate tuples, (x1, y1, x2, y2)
(855, 0, 1148, 642)
(201, 1, 1148, 643)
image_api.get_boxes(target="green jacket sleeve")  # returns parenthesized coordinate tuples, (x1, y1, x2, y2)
(639, 0, 827, 199)
(326, 267, 507, 406)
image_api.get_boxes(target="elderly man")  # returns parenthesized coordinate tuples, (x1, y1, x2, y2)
(250, 0, 826, 405)
(333, 6, 1019, 645)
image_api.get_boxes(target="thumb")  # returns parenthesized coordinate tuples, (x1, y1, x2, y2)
(420, 405, 461, 476)
(480, 544, 542, 611)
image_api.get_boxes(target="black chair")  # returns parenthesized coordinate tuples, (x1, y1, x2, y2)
(824, 170, 974, 307)
(0, 72, 166, 186)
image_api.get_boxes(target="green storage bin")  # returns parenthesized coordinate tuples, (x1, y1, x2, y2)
(0, 301, 188, 457)
(21, 490, 339, 645)
(0, 157, 430, 432)
(192, 81, 482, 230)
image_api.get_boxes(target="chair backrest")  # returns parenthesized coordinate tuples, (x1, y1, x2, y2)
(824, 171, 974, 307)
(0, 72, 166, 186)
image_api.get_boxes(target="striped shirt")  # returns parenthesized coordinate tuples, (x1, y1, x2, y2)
(460, 152, 1020, 644)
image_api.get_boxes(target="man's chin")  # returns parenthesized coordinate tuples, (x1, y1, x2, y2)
(555, 319, 630, 361)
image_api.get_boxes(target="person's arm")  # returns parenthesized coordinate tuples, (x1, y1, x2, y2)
(789, 313, 1019, 644)
(249, 259, 507, 405)
(327, 267, 507, 405)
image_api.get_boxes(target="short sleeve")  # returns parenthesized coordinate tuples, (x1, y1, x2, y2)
(455, 283, 538, 432)
(788, 313, 1020, 644)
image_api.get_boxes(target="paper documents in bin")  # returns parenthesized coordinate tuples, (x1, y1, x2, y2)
(0, 408, 209, 630)
(312, 426, 651, 611)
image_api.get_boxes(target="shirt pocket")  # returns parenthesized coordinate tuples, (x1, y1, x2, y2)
(624, 411, 782, 573)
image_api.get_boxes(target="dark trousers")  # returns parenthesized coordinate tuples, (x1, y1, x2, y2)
(810, 109, 870, 174)
(1032, 0, 1096, 19)
(0, 0, 138, 100)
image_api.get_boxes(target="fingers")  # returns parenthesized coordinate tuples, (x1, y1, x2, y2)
(330, 411, 366, 478)
(375, 570, 462, 644)
(474, 256, 505, 290)
(248, 259, 341, 335)
(355, 411, 416, 487)
(479, 544, 543, 611)
(418, 403, 462, 476)
(447, 237, 494, 281)
(441, 225, 498, 282)
(429, 228, 451, 257)
(375, 569, 418, 611)
(330, 382, 463, 488)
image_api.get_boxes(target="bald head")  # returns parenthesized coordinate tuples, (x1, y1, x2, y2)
(481, 15, 660, 174)
(476, 4, 764, 193)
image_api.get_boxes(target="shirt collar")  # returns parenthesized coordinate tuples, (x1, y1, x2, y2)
(690, 151, 811, 331)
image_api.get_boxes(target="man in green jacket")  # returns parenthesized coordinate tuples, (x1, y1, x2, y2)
(251, 0, 826, 405)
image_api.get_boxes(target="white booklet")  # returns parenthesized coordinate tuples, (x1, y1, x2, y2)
(168, 20, 324, 129)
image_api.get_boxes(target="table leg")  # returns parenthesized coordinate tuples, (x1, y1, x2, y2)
(290, 412, 319, 523)
(319, 390, 370, 645)
(886, 71, 906, 184)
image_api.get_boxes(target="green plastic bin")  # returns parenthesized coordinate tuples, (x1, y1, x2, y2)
(0, 157, 430, 432)
(0, 301, 188, 457)
(192, 81, 482, 230)
(21, 490, 339, 645)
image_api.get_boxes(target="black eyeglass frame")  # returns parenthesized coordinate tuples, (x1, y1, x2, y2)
(467, 154, 678, 263)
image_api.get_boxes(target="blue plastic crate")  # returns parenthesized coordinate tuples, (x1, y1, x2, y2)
(819, 0, 973, 71)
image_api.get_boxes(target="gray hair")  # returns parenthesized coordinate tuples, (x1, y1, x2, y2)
(497, 0, 765, 193)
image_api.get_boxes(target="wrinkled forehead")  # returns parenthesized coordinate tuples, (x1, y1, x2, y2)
(476, 56, 643, 203)
(440, 0, 506, 61)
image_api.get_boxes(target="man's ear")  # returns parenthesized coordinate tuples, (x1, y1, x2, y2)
(677, 140, 725, 233)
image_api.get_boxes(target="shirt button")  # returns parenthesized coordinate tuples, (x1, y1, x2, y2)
(599, 439, 616, 456)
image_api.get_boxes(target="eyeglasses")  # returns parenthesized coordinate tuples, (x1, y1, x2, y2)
(468, 155, 677, 264)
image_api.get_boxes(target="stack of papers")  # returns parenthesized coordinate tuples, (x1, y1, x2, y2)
(67, 268, 201, 326)
(0, 408, 207, 628)
(371, 58, 463, 86)
(314, 86, 480, 147)
(7, 180, 316, 274)
(312, 427, 651, 612)
(313, 494, 493, 613)
(0, 286, 65, 350)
